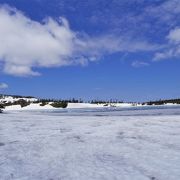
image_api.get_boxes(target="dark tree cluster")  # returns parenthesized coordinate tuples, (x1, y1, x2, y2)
(34, 98, 83, 104)
(35, 99, 68, 108)
(143, 99, 180, 106)
(50, 101, 68, 108)
(1, 99, 31, 108)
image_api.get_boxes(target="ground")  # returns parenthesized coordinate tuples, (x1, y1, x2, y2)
(0, 109, 180, 180)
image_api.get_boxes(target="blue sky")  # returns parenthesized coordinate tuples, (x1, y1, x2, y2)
(0, 0, 180, 101)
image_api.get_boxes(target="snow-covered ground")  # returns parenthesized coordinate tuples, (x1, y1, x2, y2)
(67, 103, 104, 108)
(0, 96, 38, 103)
(1, 108, 180, 180)
(3, 102, 135, 111)
(1, 95, 180, 111)
(4, 103, 55, 111)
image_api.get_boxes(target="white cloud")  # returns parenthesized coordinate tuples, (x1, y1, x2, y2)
(153, 50, 174, 61)
(144, 0, 180, 25)
(131, 61, 149, 68)
(0, 6, 76, 76)
(153, 27, 180, 61)
(167, 28, 180, 43)
(0, 83, 8, 89)
(0, 5, 157, 76)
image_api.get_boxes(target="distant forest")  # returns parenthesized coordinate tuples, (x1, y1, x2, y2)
(1, 94, 180, 107)
(144, 99, 180, 106)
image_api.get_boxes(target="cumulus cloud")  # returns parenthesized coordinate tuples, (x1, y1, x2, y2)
(131, 61, 149, 68)
(0, 83, 8, 89)
(0, 5, 157, 76)
(0, 6, 77, 76)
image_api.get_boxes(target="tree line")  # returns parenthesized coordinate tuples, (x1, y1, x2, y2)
(143, 99, 180, 106)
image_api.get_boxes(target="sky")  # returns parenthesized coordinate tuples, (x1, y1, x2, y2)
(0, 0, 180, 102)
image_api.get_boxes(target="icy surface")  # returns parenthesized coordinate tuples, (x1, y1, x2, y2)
(1, 107, 180, 180)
